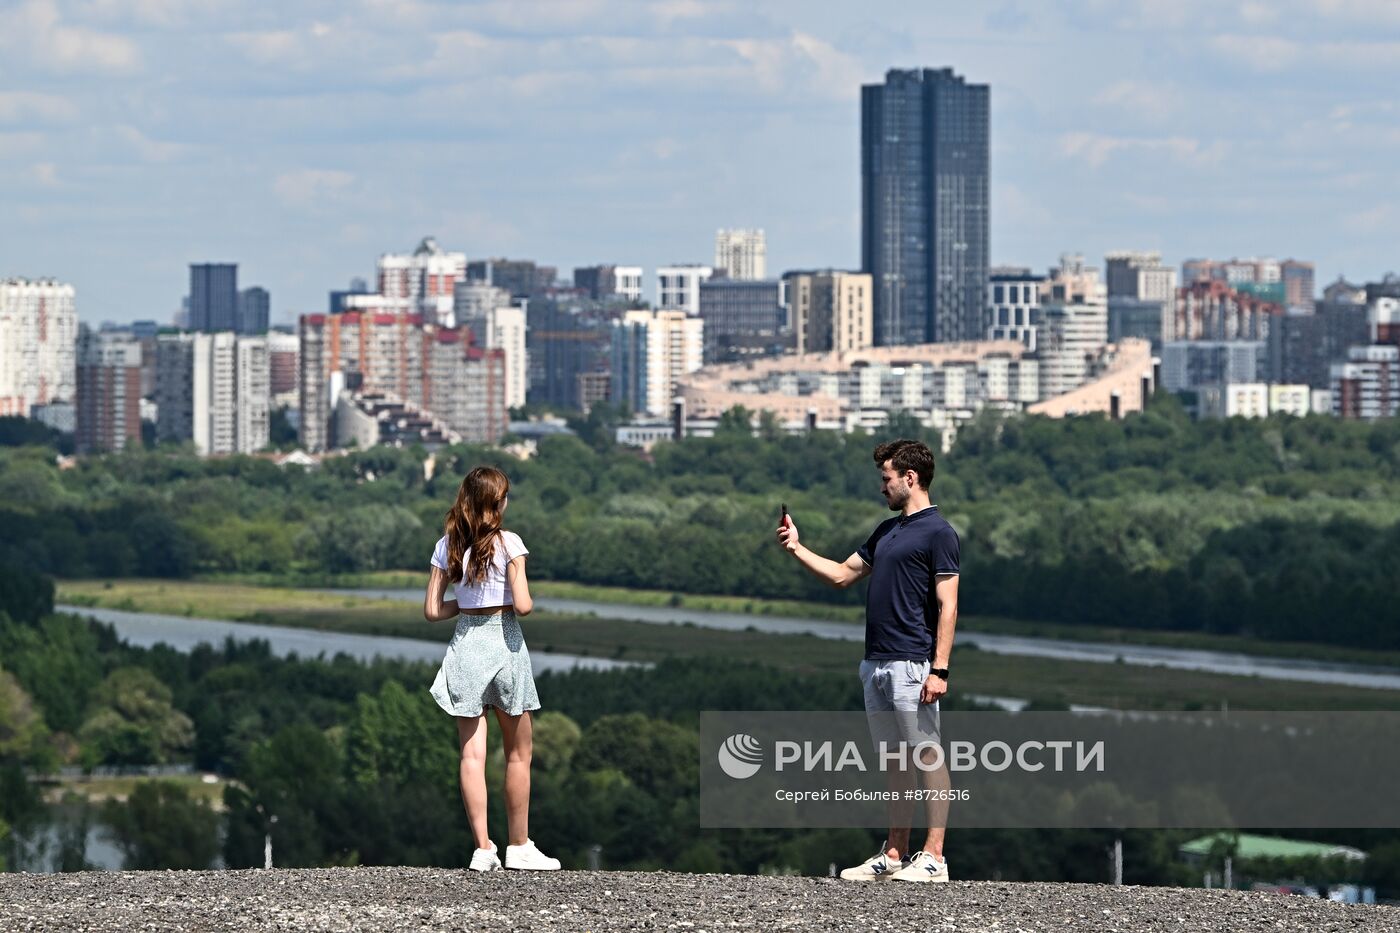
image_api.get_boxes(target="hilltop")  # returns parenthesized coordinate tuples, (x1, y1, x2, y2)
(1, 867, 1393, 932)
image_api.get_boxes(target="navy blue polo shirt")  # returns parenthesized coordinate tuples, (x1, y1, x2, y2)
(856, 506, 960, 662)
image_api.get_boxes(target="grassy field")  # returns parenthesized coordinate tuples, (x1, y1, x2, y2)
(40, 773, 231, 809)
(183, 573, 1400, 669)
(56, 579, 1400, 712)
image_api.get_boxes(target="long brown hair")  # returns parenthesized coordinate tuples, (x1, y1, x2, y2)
(443, 466, 510, 585)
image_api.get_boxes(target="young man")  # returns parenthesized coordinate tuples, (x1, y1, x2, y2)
(776, 438, 959, 883)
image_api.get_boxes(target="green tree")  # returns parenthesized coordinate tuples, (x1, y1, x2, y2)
(79, 667, 195, 766)
(0, 563, 54, 624)
(0, 669, 52, 769)
(224, 723, 352, 868)
(345, 680, 456, 789)
(102, 781, 219, 870)
(571, 713, 697, 799)
(296, 505, 423, 573)
(0, 612, 107, 734)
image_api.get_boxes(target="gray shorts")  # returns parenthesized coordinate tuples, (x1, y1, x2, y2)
(860, 659, 942, 748)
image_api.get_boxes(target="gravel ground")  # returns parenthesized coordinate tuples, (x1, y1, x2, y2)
(1, 867, 1394, 932)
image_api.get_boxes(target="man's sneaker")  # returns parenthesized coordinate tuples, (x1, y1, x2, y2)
(504, 838, 561, 871)
(891, 850, 949, 883)
(469, 841, 501, 872)
(838, 846, 909, 881)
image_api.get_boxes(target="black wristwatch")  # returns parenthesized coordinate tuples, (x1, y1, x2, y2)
(931, 667, 950, 680)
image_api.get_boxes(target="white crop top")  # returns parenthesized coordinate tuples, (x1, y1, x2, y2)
(431, 531, 529, 609)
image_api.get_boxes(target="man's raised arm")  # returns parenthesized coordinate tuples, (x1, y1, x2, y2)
(776, 516, 871, 589)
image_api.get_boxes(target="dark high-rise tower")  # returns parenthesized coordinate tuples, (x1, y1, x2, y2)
(237, 286, 270, 334)
(189, 263, 238, 332)
(861, 68, 989, 345)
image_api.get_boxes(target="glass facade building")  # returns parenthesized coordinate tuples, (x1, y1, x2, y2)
(189, 263, 238, 332)
(861, 68, 989, 346)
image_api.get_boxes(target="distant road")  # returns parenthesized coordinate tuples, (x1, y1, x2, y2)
(331, 588, 1400, 692)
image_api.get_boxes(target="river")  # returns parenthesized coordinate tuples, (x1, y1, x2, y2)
(325, 589, 1400, 692)
(55, 605, 636, 673)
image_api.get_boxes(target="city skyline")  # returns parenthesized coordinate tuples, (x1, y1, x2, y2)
(3, 1, 1399, 324)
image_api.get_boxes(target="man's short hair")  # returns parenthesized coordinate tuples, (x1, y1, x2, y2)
(873, 438, 935, 490)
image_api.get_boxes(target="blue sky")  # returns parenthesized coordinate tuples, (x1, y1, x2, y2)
(2, 0, 1398, 325)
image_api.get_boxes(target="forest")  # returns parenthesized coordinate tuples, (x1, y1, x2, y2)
(4, 567, 1398, 889)
(5, 398, 1400, 648)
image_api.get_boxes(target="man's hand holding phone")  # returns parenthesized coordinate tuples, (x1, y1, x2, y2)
(776, 503, 800, 554)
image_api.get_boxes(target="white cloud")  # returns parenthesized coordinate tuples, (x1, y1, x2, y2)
(112, 125, 189, 162)
(1209, 34, 1301, 71)
(1237, 0, 1278, 25)
(226, 29, 304, 66)
(274, 169, 355, 207)
(1318, 39, 1400, 69)
(0, 0, 142, 74)
(31, 162, 60, 187)
(0, 92, 79, 123)
(1349, 204, 1392, 233)
(76, 0, 226, 27)
(727, 32, 862, 100)
(1093, 80, 1183, 121)
(651, 0, 714, 27)
(1058, 132, 1230, 168)
(0, 131, 48, 156)
(1308, 0, 1400, 26)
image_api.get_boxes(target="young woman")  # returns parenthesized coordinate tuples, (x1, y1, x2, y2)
(423, 466, 560, 872)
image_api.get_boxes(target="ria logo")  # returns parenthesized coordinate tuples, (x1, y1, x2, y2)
(717, 733, 764, 779)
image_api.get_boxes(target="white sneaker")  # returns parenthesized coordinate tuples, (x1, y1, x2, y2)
(838, 845, 909, 881)
(469, 841, 501, 872)
(890, 850, 949, 883)
(504, 838, 561, 871)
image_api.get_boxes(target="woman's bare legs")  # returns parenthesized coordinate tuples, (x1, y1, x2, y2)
(492, 708, 533, 846)
(456, 715, 491, 851)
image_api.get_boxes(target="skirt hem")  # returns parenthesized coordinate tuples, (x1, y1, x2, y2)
(431, 692, 542, 719)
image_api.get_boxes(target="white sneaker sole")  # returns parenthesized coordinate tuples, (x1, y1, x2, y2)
(892, 869, 949, 883)
(838, 871, 896, 881)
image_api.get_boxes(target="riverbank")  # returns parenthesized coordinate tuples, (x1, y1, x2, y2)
(193, 572, 1400, 670)
(55, 582, 1400, 711)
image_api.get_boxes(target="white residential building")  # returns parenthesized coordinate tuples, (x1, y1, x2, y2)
(1330, 344, 1400, 420)
(1105, 251, 1177, 302)
(1269, 384, 1312, 417)
(1199, 383, 1269, 419)
(714, 229, 766, 281)
(786, 270, 874, 354)
(656, 264, 712, 315)
(986, 267, 1043, 351)
(0, 278, 78, 416)
(615, 266, 644, 302)
(464, 304, 528, 410)
(1037, 302, 1108, 398)
(377, 236, 467, 326)
(453, 282, 512, 323)
(235, 337, 271, 453)
(156, 332, 269, 455)
(610, 309, 704, 416)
